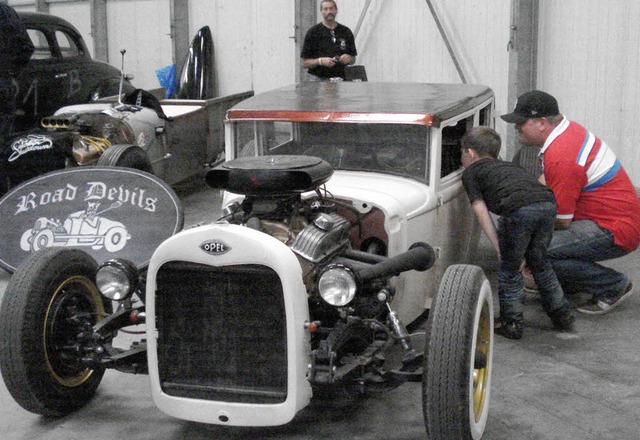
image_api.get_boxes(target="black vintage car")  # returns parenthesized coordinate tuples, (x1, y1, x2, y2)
(14, 12, 134, 132)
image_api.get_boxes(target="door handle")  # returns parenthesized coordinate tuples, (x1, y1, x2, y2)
(55, 73, 68, 79)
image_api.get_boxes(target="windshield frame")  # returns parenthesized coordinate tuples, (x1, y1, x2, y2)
(230, 120, 431, 183)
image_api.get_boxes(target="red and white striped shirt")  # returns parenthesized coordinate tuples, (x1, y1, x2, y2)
(540, 117, 640, 252)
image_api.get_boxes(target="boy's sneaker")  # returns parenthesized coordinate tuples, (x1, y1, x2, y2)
(550, 311, 576, 331)
(576, 282, 635, 315)
(494, 318, 524, 340)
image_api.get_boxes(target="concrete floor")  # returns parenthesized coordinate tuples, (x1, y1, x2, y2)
(1, 175, 640, 440)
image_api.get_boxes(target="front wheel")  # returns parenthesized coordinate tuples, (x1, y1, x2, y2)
(97, 144, 153, 173)
(0, 248, 109, 416)
(423, 264, 494, 440)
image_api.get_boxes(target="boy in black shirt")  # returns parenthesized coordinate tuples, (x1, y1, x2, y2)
(461, 127, 574, 339)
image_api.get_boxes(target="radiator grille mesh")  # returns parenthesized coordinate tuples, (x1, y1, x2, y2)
(155, 261, 287, 403)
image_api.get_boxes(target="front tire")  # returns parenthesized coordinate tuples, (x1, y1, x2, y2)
(423, 264, 493, 440)
(0, 248, 109, 416)
(97, 144, 153, 173)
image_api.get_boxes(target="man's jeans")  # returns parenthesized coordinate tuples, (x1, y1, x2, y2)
(547, 219, 629, 300)
(498, 202, 570, 321)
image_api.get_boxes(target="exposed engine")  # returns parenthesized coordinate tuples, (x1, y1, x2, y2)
(206, 155, 435, 388)
(1, 93, 166, 194)
(43, 102, 164, 166)
(40, 111, 137, 165)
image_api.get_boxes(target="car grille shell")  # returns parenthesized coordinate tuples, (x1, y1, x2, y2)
(155, 261, 288, 404)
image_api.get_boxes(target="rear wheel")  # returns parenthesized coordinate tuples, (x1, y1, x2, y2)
(423, 264, 493, 440)
(97, 144, 153, 173)
(0, 248, 109, 416)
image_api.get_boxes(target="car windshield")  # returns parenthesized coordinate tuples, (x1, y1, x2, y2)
(233, 121, 430, 182)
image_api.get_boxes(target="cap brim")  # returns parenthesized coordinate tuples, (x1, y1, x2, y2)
(500, 112, 528, 124)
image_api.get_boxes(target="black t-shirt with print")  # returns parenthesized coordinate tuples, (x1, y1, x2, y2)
(462, 157, 556, 216)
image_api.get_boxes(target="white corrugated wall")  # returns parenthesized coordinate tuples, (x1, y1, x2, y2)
(189, 0, 296, 96)
(336, 0, 511, 144)
(538, 0, 640, 185)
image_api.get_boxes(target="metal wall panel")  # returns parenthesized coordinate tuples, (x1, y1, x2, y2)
(538, 0, 640, 185)
(189, 0, 295, 96)
(190, 0, 254, 96)
(336, 1, 511, 145)
(47, 3, 93, 55)
(105, 0, 173, 90)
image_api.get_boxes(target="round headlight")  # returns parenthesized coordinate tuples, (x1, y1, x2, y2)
(96, 259, 138, 301)
(318, 266, 357, 306)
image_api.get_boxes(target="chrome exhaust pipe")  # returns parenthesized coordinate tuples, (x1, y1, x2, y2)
(40, 115, 77, 129)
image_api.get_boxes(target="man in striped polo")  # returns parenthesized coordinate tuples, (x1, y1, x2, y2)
(502, 90, 640, 314)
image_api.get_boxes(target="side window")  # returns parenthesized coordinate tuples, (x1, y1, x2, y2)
(441, 115, 474, 178)
(478, 104, 492, 127)
(55, 30, 81, 58)
(27, 29, 52, 60)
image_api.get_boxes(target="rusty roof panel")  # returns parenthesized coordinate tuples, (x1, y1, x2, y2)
(227, 82, 493, 126)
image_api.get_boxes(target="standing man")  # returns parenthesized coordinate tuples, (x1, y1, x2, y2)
(501, 90, 640, 315)
(0, 1, 33, 145)
(301, 0, 357, 81)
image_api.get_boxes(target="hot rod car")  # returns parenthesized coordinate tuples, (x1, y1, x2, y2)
(0, 82, 496, 439)
(0, 89, 253, 196)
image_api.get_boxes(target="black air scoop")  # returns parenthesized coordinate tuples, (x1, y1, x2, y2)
(206, 155, 333, 195)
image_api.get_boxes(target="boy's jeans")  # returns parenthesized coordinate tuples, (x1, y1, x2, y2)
(498, 202, 570, 321)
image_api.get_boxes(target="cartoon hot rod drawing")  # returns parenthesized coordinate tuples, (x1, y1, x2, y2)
(19, 202, 130, 253)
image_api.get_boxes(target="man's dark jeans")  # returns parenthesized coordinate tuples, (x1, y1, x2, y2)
(498, 201, 570, 321)
(548, 219, 629, 300)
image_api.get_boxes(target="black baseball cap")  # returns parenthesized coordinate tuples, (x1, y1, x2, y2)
(501, 90, 560, 124)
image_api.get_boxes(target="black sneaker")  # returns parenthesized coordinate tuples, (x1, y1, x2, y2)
(576, 281, 635, 315)
(550, 311, 576, 331)
(494, 318, 523, 340)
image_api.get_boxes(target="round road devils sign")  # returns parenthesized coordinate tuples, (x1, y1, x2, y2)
(0, 167, 183, 273)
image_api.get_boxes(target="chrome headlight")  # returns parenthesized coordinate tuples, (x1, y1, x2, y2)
(318, 265, 357, 307)
(96, 259, 139, 301)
